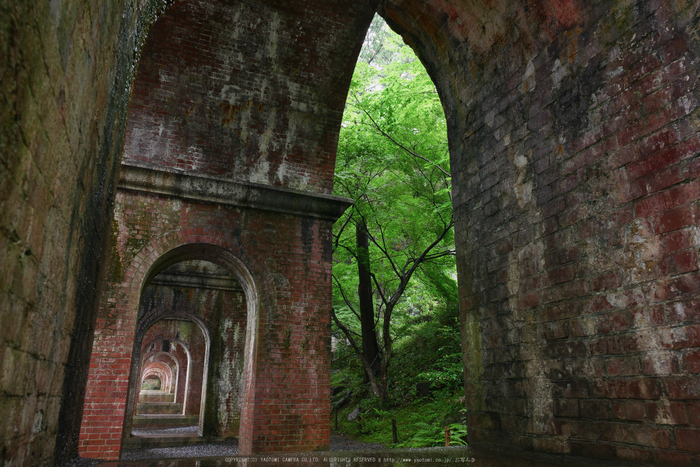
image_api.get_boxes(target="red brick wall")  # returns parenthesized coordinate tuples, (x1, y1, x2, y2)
(79, 190, 334, 458)
(382, 0, 700, 463)
(124, 0, 373, 194)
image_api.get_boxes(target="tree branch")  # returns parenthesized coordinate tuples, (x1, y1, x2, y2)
(331, 308, 381, 397)
(332, 275, 362, 324)
(370, 272, 387, 306)
(388, 217, 454, 307)
(351, 98, 451, 178)
(333, 214, 353, 252)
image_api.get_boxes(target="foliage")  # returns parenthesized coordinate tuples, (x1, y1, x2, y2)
(332, 385, 467, 448)
(331, 14, 454, 400)
(333, 296, 462, 397)
(330, 15, 465, 448)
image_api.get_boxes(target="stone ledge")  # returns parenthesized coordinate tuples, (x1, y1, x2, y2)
(118, 163, 352, 221)
(150, 272, 242, 291)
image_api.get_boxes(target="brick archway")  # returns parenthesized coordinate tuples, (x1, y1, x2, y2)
(74, 0, 361, 459)
(141, 362, 173, 393)
(129, 311, 215, 435)
(141, 373, 165, 390)
(137, 340, 190, 417)
(79, 229, 263, 459)
(139, 351, 181, 396)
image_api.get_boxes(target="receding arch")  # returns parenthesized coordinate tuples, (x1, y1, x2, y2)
(140, 351, 179, 396)
(141, 373, 163, 391)
(138, 347, 183, 414)
(142, 367, 169, 391)
(141, 361, 175, 393)
(131, 321, 207, 433)
(122, 242, 258, 443)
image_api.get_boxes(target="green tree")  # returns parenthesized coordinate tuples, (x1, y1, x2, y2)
(331, 16, 454, 401)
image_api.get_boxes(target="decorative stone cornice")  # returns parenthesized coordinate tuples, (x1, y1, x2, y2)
(118, 163, 353, 221)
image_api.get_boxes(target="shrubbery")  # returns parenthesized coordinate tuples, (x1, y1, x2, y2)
(331, 301, 466, 448)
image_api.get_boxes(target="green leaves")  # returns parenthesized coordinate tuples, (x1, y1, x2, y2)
(333, 14, 453, 320)
(332, 14, 457, 401)
(396, 421, 468, 448)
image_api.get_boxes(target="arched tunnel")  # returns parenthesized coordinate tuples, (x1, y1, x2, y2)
(1, 0, 699, 465)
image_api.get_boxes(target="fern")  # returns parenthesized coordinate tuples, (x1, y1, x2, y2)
(396, 422, 467, 448)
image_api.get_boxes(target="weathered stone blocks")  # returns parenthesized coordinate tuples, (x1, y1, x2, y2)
(382, 0, 700, 462)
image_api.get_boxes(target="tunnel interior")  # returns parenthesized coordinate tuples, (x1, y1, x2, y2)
(1, 0, 700, 465)
(124, 258, 249, 441)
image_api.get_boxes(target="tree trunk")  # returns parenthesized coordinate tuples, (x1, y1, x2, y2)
(356, 220, 381, 382)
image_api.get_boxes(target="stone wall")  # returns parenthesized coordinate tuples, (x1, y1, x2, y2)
(0, 1, 169, 464)
(380, 0, 700, 463)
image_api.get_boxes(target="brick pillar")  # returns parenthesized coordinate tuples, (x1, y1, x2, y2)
(79, 300, 137, 458)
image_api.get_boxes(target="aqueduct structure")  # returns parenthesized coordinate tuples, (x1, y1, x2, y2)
(1, 0, 700, 464)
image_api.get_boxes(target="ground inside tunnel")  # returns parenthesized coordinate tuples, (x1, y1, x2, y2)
(71, 438, 648, 467)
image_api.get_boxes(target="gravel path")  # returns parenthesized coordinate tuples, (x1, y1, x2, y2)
(65, 431, 386, 464)
(117, 432, 384, 460)
(116, 432, 384, 460)
(330, 433, 385, 451)
(121, 439, 239, 460)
